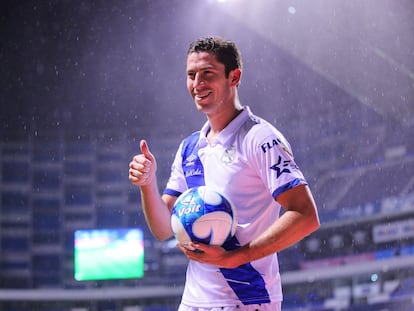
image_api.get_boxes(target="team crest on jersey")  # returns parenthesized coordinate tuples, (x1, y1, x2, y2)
(221, 145, 236, 164)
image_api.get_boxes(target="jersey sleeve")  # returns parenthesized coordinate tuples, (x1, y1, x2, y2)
(249, 124, 308, 200)
(163, 141, 187, 197)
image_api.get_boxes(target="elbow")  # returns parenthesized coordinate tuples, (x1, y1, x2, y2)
(300, 203, 320, 237)
(152, 230, 174, 242)
(300, 216, 319, 241)
(312, 216, 320, 233)
(308, 210, 320, 235)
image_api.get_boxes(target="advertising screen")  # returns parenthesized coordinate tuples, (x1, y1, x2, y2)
(74, 228, 144, 281)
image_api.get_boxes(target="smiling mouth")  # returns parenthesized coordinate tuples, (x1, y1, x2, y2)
(194, 91, 211, 100)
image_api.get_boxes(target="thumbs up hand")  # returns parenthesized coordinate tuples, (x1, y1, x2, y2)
(129, 139, 157, 187)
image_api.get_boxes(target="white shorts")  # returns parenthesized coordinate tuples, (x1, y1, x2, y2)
(178, 302, 282, 311)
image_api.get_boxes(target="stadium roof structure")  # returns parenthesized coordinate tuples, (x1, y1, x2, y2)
(220, 0, 414, 128)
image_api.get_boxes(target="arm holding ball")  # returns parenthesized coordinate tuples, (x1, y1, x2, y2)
(180, 184, 319, 269)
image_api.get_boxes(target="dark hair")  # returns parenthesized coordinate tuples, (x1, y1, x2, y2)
(187, 37, 243, 77)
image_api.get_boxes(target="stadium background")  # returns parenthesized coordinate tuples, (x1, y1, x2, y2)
(1, 0, 413, 310)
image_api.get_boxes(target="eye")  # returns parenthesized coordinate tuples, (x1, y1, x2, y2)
(187, 72, 196, 80)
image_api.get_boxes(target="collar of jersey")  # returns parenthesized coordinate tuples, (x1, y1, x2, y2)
(199, 105, 251, 147)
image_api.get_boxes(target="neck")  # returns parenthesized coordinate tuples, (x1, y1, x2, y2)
(211, 106, 241, 129)
(206, 102, 243, 144)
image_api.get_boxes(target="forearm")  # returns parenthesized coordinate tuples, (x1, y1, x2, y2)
(140, 181, 174, 241)
(238, 209, 319, 265)
(184, 206, 319, 269)
(227, 186, 320, 268)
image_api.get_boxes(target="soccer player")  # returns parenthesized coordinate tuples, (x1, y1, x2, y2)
(129, 36, 320, 311)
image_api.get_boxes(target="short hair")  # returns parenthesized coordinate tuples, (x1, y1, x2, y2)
(187, 36, 243, 77)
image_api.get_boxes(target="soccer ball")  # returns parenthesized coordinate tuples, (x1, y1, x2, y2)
(171, 186, 237, 249)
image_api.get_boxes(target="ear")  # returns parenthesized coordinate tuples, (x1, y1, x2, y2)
(229, 68, 242, 87)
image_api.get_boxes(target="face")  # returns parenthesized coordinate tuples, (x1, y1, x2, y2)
(186, 52, 240, 116)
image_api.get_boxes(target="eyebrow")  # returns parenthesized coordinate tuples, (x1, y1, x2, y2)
(187, 64, 219, 73)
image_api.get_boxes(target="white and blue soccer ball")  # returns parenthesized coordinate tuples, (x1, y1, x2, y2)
(171, 186, 237, 249)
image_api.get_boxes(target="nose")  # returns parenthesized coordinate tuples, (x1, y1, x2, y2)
(193, 73, 204, 88)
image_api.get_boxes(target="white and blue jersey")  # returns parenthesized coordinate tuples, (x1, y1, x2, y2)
(164, 106, 307, 308)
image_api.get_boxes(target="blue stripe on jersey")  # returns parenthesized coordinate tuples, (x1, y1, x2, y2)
(220, 236, 271, 305)
(181, 132, 205, 188)
(272, 178, 307, 199)
(163, 188, 182, 197)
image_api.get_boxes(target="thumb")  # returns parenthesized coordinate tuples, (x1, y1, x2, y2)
(140, 139, 153, 159)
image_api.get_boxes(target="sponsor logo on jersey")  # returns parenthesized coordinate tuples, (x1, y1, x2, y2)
(270, 156, 292, 178)
(184, 153, 198, 166)
(261, 138, 282, 153)
(181, 134, 205, 188)
(261, 138, 293, 158)
(185, 168, 203, 178)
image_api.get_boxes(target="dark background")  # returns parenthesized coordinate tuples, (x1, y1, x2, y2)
(2, 0, 413, 144)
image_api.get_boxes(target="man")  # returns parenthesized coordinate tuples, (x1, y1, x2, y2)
(129, 36, 320, 311)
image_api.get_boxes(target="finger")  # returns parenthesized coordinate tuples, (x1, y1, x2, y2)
(129, 170, 140, 184)
(140, 139, 153, 160)
(189, 242, 203, 251)
(129, 166, 139, 177)
(130, 160, 146, 171)
(129, 161, 146, 181)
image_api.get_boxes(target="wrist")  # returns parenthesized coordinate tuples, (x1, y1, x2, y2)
(224, 247, 250, 269)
